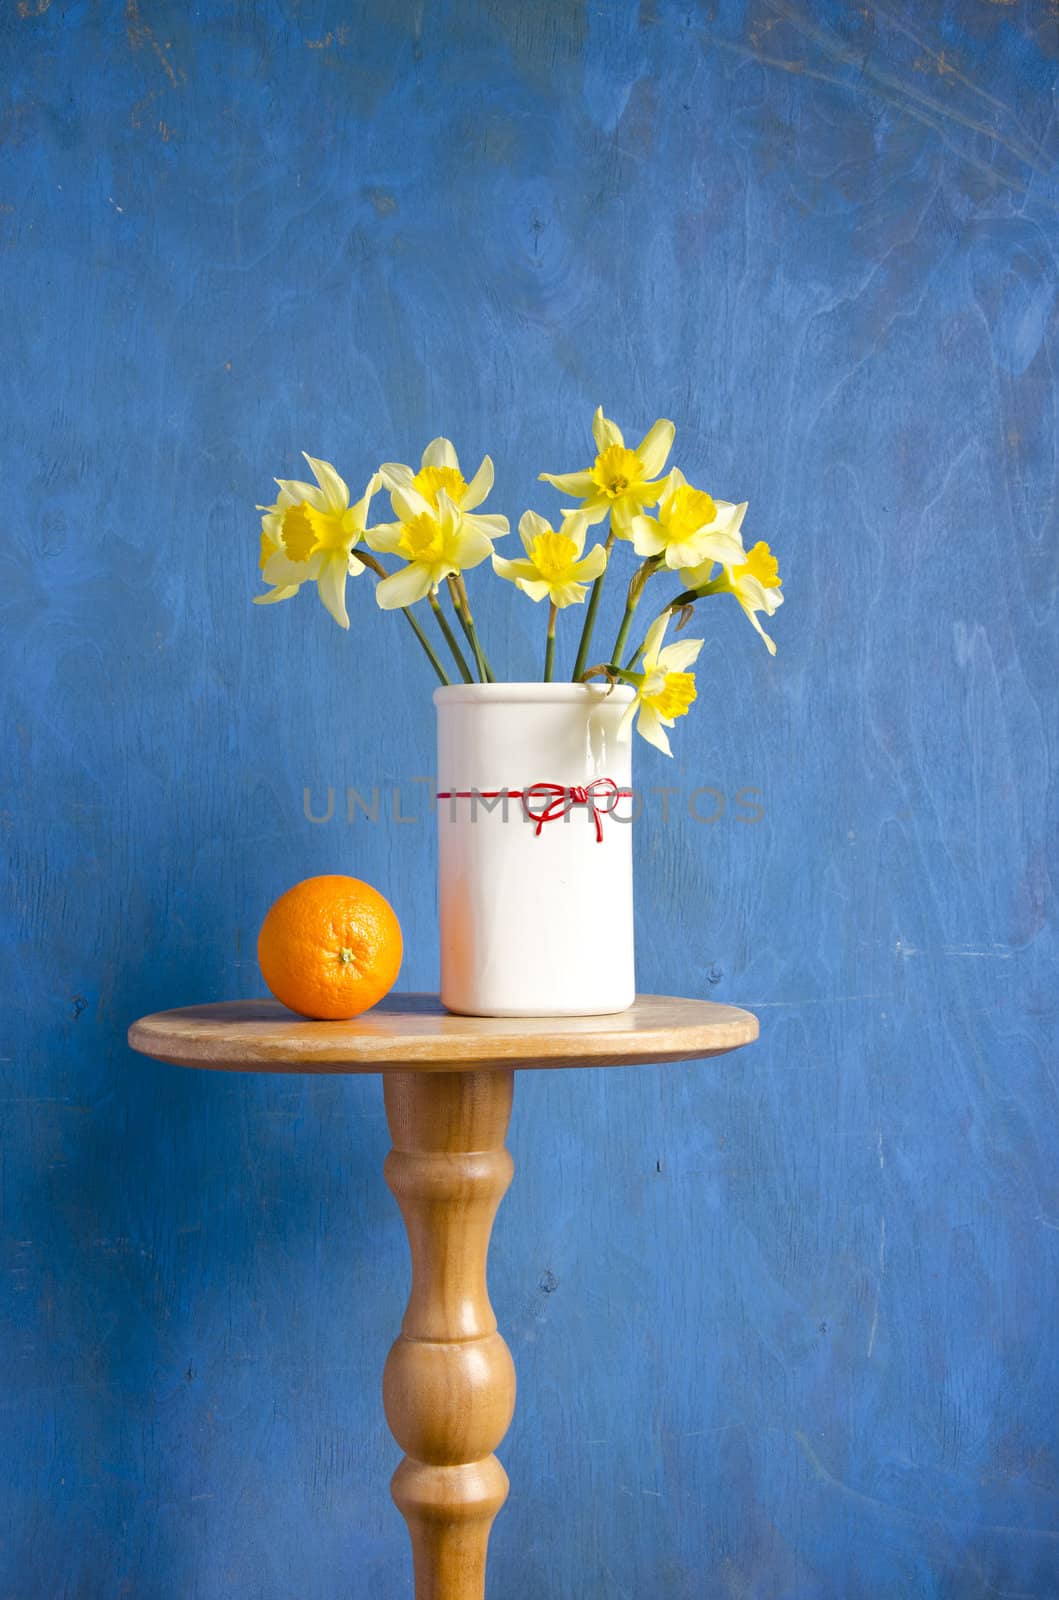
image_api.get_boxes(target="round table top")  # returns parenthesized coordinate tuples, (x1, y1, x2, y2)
(127, 994, 759, 1075)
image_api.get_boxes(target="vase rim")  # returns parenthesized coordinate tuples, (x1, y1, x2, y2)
(434, 682, 635, 706)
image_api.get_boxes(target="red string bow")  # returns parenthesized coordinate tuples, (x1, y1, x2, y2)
(521, 778, 625, 843)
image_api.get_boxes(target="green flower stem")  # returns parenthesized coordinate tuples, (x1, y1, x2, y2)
(610, 555, 661, 668)
(571, 524, 617, 681)
(622, 582, 710, 670)
(581, 662, 642, 688)
(448, 574, 494, 683)
(669, 584, 709, 608)
(429, 591, 473, 683)
(401, 606, 450, 686)
(543, 601, 557, 682)
(611, 601, 637, 670)
(355, 546, 449, 685)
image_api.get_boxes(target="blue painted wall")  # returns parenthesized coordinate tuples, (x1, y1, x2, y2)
(3, 2, 1057, 1595)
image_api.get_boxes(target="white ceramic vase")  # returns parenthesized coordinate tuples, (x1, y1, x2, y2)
(435, 683, 636, 1017)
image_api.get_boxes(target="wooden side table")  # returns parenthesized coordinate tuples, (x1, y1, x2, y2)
(129, 994, 758, 1599)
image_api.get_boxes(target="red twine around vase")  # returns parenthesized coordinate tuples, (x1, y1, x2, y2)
(435, 779, 632, 843)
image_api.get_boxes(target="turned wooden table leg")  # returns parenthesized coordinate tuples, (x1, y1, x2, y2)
(383, 1069, 516, 1600)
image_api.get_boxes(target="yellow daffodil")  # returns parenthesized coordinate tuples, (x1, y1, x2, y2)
(378, 437, 509, 543)
(617, 613, 704, 757)
(680, 539, 784, 655)
(630, 470, 748, 571)
(538, 406, 675, 535)
(254, 454, 379, 630)
(366, 487, 496, 609)
(492, 510, 608, 606)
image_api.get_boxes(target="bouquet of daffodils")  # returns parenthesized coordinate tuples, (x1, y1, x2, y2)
(254, 407, 783, 756)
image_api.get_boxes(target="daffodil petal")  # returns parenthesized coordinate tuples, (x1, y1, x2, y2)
(515, 577, 552, 603)
(558, 510, 589, 555)
(538, 470, 596, 497)
(549, 580, 588, 608)
(452, 525, 495, 570)
(364, 521, 405, 554)
(435, 487, 461, 537)
(379, 462, 415, 493)
(663, 527, 746, 571)
(463, 511, 509, 538)
(349, 473, 380, 533)
(734, 573, 769, 609)
(679, 558, 715, 591)
(641, 613, 670, 670)
(636, 704, 673, 756)
(376, 564, 434, 610)
(316, 553, 350, 628)
(492, 554, 541, 586)
(572, 496, 610, 526)
(421, 436, 459, 471)
(610, 499, 638, 537)
(348, 550, 366, 576)
(518, 509, 551, 552)
(303, 454, 350, 514)
(713, 499, 749, 538)
(740, 601, 778, 655)
(257, 514, 283, 543)
(657, 636, 704, 673)
(257, 485, 297, 513)
(253, 584, 300, 605)
(262, 549, 319, 586)
(592, 407, 624, 452)
(635, 418, 675, 479)
(391, 485, 434, 523)
(698, 529, 747, 567)
(461, 455, 494, 510)
(630, 516, 665, 558)
(572, 544, 608, 583)
(274, 478, 328, 512)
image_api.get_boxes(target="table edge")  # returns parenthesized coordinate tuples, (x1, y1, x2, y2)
(127, 1001, 759, 1075)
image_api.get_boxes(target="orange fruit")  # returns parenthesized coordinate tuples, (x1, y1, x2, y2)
(257, 874, 403, 1020)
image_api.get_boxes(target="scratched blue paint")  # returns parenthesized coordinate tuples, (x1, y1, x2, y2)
(1, 2, 1057, 1595)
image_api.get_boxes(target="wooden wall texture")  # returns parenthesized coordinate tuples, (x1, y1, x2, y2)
(2, 1, 1057, 1595)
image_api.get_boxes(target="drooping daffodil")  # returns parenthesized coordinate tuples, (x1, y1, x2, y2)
(617, 613, 704, 758)
(255, 454, 379, 630)
(630, 470, 748, 571)
(538, 406, 675, 536)
(492, 509, 608, 606)
(378, 437, 509, 543)
(680, 539, 784, 656)
(366, 487, 496, 609)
